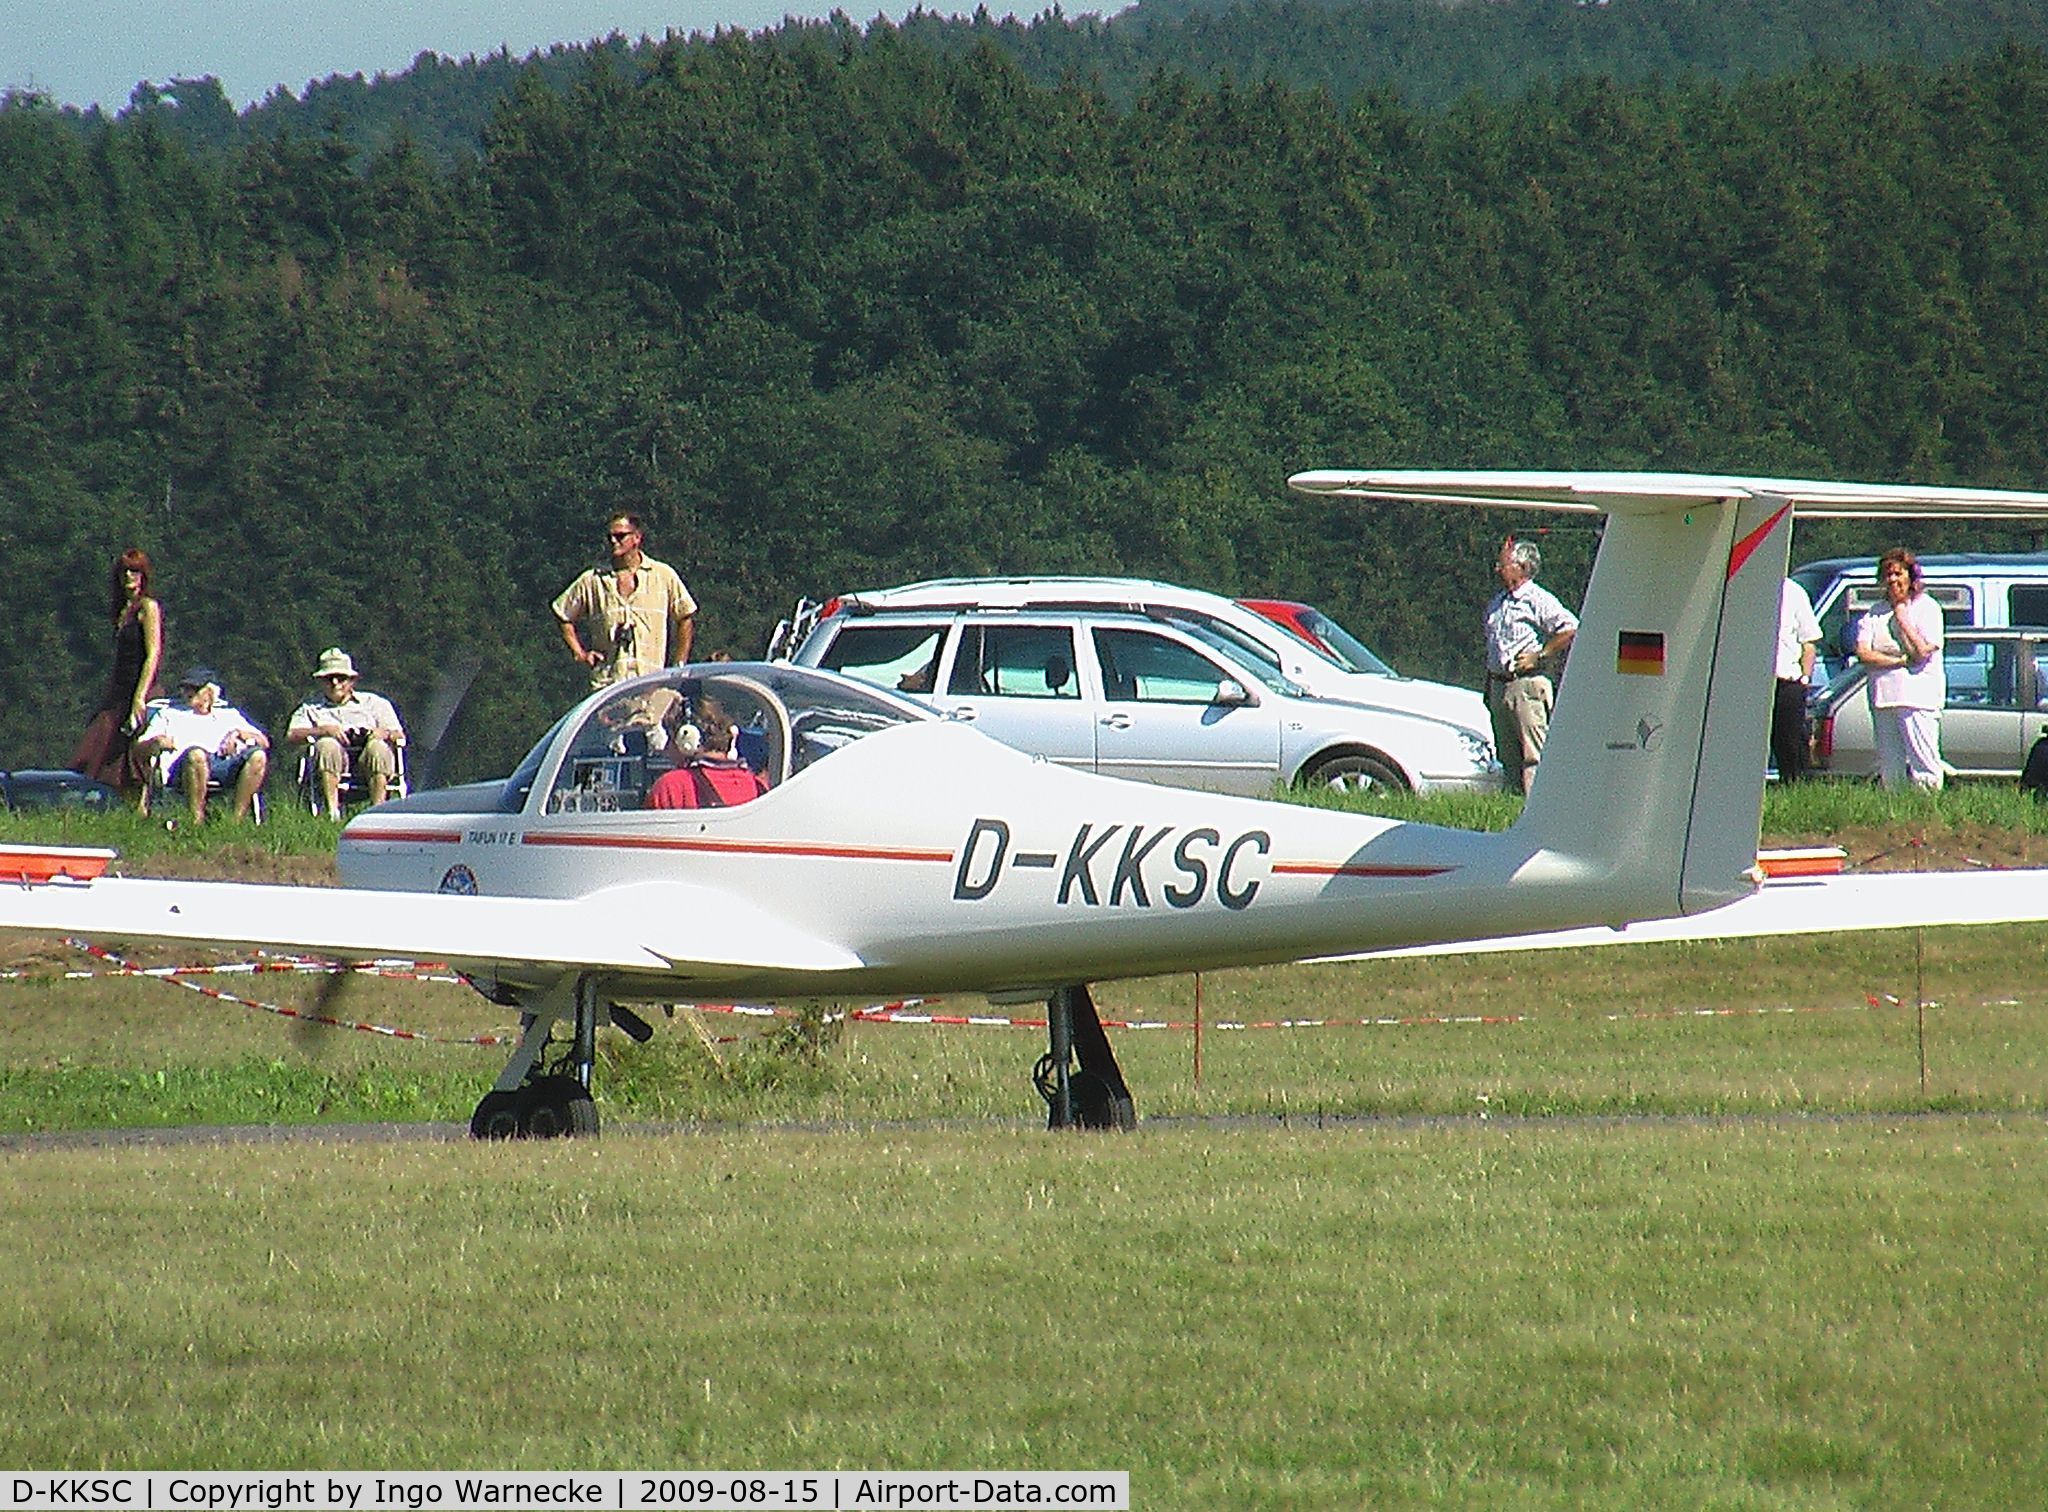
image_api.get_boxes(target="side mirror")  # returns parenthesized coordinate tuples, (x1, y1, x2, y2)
(1214, 679, 1253, 708)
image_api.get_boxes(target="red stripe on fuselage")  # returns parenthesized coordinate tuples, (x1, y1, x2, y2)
(522, 832, 954, 863)
(340, 830, 462, 845)
(1271, 862, 1455, 879)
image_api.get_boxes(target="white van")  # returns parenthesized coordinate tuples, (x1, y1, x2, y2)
(1791, 552, 2048, 680)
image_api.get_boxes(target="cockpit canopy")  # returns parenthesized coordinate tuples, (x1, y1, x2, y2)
(497, 663, 932, 815)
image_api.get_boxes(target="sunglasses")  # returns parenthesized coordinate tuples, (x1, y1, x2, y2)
(607, 529, 638, 541)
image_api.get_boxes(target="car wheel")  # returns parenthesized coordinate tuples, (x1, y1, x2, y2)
(1306, 751, 1408, 793)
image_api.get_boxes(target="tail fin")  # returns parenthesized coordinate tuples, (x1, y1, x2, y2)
(1290, 469, 2048, 929)
(1517, 491, 1792, 919)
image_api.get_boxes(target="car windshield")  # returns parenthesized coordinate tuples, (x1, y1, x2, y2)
(1789, 562, 1839, 604)
(1174, 620, 1305, 696)
(1818, 659, 1868, 704)
(1290, 606, 1396, 676)
(1164, 613, 1287, 676)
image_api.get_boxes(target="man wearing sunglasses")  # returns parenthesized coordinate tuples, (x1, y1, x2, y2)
(551, 513, 699, 689)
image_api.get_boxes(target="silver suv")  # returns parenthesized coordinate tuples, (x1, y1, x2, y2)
(787, 601, 1501, 795)
(770, 575, 1491, 735)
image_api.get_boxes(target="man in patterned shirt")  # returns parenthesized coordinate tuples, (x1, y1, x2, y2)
(1483, 537, 1578, 795)
(552, 513, 698, 689)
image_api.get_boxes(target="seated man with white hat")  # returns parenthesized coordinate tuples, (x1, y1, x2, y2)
(284, 648, 407, 819)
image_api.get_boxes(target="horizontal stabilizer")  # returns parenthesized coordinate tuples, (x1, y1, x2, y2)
(1288, 470, 2048, 519)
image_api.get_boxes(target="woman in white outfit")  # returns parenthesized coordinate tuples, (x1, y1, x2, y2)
(1855, 546, 1946, 790)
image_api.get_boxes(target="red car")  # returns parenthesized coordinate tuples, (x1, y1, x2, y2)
(1237, 599, 1397, 677)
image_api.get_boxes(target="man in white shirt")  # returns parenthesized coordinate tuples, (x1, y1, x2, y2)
(1773, 578, 1822, 781)
(285, 648, 407, 818)
(135, 667, 270, 822)
(1483, 538, 1579, 794)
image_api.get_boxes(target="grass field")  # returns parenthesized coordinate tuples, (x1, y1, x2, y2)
(3, 787, 2047, 1501)
(3, 1120, 2044, 1504)
(5, 923, 2048, 1132)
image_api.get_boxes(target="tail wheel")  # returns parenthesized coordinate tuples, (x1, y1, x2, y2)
(1306, 751, 1408, 793)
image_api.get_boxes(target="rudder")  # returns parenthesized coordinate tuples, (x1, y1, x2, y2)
(1514, 492, 1790, 923)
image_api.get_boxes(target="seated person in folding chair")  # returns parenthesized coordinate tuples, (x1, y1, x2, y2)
(134, 667, 270, 823)
(644, 705, 768, 809)
(285, 648, 407, 819)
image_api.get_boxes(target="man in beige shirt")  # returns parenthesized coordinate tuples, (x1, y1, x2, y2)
(551, 513, 698, 688)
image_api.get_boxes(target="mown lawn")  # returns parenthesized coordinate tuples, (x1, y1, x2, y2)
(3, 1119, 2044, 1507)
(4, 784, 2046, 1503)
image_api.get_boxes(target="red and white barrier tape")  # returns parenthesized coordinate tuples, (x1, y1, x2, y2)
(843, 1002, 1527, 1030)
(60, 939, 516, 1045)
(1, 954, 460, 984)
(1607, 993, 2033, 1020)
(7, 948, 2022, 1042)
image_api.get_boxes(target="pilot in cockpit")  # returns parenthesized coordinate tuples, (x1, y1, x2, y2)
(645, 702, 768, 809)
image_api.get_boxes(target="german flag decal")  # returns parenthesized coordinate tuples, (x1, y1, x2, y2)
(1617, 630, 1666, 676)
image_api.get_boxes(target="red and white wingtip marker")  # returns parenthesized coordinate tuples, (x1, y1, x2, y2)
(1752, 846, 1848, 882)
(0, 844, 117, 885)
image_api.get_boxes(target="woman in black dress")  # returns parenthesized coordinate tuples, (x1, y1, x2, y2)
(70, 548, 165, 792)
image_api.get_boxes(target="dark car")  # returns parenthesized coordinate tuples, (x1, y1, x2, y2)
(0, 768, 124, 812)
(1808, 628, 2048, 781)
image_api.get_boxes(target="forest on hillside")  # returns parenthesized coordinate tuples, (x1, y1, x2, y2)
(45, 0, 2048, 166)
(5, 24, 2048, 782)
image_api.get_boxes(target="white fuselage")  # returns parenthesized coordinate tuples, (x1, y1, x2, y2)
(339, 723, 1555, 1004)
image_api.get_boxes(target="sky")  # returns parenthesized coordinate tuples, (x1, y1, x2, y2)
(2, 0, 969, 112)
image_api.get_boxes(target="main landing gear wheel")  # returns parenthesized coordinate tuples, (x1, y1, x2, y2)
(1037, 984, 1136, 1132)
(471, 1089, 526, 1140)
(522, 1075, 598, 1138)
(1033, 1059, 1126, 1130)
(467, 976, 607, 1140)
(469, 1077, 600, 1141)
